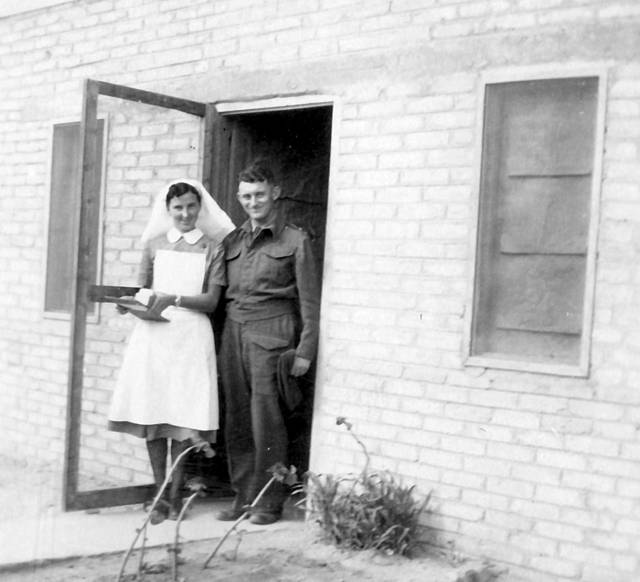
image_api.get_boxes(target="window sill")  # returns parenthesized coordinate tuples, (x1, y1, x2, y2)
(465, 354, 588, 378)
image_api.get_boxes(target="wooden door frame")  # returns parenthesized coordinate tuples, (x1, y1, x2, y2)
(63, 79, 208, 510)
(210, 94, 339, 477)
(210, 94, 339, 229)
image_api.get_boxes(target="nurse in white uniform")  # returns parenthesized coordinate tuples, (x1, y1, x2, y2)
(108, 179, 234, 523)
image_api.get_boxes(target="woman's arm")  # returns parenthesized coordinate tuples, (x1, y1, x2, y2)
(146, 239, 223, 316)
(148, 285, 222, 316)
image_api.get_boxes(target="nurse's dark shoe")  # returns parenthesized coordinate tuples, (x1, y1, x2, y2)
(149, 499, 170, 525)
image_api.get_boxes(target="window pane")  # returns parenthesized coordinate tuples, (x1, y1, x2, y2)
(45, 121, 104, 313)
(472, 77, 598, 365)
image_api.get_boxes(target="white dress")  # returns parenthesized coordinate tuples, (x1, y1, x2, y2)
(108, 229, 219, 440)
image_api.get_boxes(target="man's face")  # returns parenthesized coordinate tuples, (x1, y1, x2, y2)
(237, 180, 279, 225)
(167, 192, 201, 233)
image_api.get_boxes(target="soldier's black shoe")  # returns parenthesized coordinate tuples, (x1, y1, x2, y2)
(249, 511, 280, 525)
(215, 507, 248, 521)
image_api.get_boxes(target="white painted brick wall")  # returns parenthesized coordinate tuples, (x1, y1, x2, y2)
(0, 1, 639, 580)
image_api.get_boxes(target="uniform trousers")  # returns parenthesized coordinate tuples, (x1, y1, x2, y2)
(219, 310, 299, 514)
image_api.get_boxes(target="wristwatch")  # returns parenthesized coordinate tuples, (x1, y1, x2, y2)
(174, 295, 182, 307)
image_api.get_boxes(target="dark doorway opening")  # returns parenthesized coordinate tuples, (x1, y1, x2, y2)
(193, 104, 332, 492)
(215, 105, 332, 271)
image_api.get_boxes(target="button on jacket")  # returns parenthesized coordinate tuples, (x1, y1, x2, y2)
(213, 216, 320, 361)
(213, 213, 320, 514)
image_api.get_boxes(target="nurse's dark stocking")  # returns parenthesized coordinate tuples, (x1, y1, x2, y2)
(146, 438, 168, 487)
(169, 439, 190, 519)
(145, 438, 169, 524)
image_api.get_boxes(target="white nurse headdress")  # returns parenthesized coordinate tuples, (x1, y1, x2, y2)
(140, 178, 235, 244)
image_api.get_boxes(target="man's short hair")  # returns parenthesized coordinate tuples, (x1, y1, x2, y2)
(238, 159, 276, 184)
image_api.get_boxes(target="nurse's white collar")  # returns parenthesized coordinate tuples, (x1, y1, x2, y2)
(166, 227, 204, 244)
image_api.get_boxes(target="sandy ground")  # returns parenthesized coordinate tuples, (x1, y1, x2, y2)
(1, 525, 469, 582)
(0, 454, 506, 582)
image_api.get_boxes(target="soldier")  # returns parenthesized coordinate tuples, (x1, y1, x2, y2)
(213, 160, 320, 525)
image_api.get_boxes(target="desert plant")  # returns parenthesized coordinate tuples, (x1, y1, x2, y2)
(306, 416, 430, 556)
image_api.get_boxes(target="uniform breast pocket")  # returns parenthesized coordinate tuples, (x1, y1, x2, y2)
(225, 247, 242, 282)
(259, 248, 294, 287)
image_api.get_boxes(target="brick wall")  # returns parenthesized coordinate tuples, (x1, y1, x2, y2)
(0, 1, 638, 580)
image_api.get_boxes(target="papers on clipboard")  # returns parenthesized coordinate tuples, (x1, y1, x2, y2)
(110, 296, 169, 322)
(88, 285, 169, 322)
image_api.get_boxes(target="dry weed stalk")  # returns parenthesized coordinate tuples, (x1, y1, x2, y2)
(202, 462, 297, 569)
(115, 444, 197, 582)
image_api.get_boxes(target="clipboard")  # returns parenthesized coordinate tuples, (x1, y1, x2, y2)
(88, 285, 169, 322)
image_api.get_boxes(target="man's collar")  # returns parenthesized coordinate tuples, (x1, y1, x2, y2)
(166, 227, 204, 244)
(240, 213, 284, 237)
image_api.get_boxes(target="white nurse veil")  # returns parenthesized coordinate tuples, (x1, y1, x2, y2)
(140, 179, 235, 244)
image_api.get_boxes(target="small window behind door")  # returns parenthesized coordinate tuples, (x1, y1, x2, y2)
(45, 120, 105, 315)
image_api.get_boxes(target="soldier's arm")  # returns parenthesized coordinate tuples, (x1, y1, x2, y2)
(294, 231, 320, 365)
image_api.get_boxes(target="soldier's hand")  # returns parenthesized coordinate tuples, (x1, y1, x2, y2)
(290, 356, 311, 377)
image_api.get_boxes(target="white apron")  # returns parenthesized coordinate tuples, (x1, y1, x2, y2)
(108, 250, 219, 432)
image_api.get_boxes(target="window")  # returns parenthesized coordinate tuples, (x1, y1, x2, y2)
(469, 74, 604, 375)
(45, 120, 105, 315)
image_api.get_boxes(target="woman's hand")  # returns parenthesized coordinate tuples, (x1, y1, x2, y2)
(148, 291, 176, 315)
(115, 304, 129, 315)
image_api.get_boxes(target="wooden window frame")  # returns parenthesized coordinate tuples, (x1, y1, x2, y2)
(464, 66, 607, 378)
(43, 116, 108, 322)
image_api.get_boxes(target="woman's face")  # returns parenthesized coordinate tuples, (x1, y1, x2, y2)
(168, 192, 201, 233)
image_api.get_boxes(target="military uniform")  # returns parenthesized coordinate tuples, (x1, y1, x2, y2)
(213, 215, 320, 515)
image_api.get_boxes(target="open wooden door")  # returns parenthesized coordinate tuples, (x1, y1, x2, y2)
(63, 79, 224, 510)
(209, 105, 332, 474)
